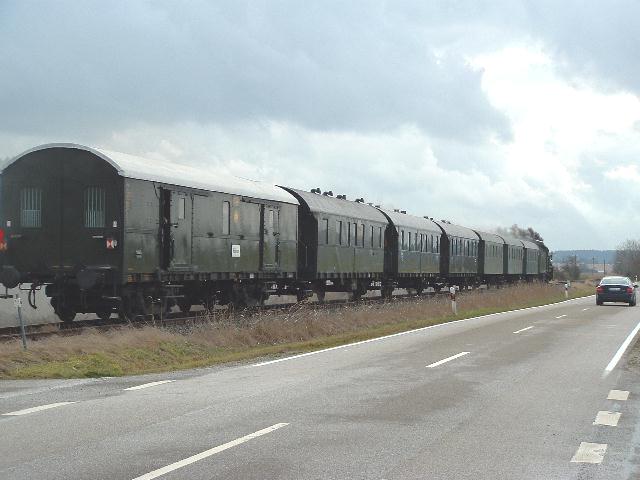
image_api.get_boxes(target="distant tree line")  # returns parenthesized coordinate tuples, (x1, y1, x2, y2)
(553, 255, 581, 281)
(614, 239, 640, 277)
(495, 224, 544, 242)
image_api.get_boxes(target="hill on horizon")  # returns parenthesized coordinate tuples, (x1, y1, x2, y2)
(552, 250, 616, 264)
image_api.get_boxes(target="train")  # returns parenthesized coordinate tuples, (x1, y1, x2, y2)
(0, 144, 552, 322)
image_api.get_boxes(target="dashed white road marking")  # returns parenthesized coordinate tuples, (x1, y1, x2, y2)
(604, 319, 640, 376)
(250, 296, 592, 368)
(426, 352, 470, 368)
(124, 380, 174, 391)
(2, 402, 75, 416)
(555, 314, 567, 319)
(608, 390, 630, 401)
(593, 411, 621, 426)
(571, 442, 607, 464)
(513, 326, 534, 334)
(131, 423, 289, 480)
(582, 308, 590, 311)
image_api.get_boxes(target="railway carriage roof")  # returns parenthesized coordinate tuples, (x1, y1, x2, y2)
(472, 230, 505, 244)
(499, 235, 525, 247)
(281, 188, 387, 223)
(379, 209, 441, 233)
(520, 239, 540, 251)
(3, 143, 299, 205)
(432, 221, 480, 240)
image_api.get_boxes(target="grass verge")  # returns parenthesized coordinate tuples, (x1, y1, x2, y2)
(0, 283, 594, 379)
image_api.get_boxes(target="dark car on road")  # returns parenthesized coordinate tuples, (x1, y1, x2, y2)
(596, 276, 637, 306)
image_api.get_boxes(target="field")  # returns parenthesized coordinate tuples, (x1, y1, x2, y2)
(0, 282, 594, 379)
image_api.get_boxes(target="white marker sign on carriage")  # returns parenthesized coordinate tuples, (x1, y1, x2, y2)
(232, 244, 241, 258)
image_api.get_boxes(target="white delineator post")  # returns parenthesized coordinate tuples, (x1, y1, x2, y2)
(14, 295, 27, 350)
(565, 281, 569, 299)
(449, 286, 457, 315)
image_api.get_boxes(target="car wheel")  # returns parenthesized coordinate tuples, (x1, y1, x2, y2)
(596, 297, 603, 306)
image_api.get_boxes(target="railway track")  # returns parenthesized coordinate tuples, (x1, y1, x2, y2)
(0, 291, 454, 342)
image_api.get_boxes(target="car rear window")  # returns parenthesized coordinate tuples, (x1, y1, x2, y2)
(600, 277, 629, 285)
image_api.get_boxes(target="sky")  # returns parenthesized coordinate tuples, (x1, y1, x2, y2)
(1, 0, 639, 250)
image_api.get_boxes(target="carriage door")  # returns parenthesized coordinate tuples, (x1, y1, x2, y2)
(261, 205, 279, 270)
(169, 191, 192, 268)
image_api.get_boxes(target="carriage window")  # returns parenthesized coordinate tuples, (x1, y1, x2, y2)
(271, 209, 277, 231)
(178, 197, 186, 220)
(360, 224, 365, 247)
(370, 225, 374, 247)
(20, 187, 42, 228)
(222, 201, 230, 235)
(84, 186, 105, 228)
(354, 222, 359, 246)
(408, 232, 412, 251)
(348, 222, 352, 246)
(337, 220, 343, 245)
(378, 226, 383, 248)
(401, 230, 405, 250)
(323, 218, 329, 244)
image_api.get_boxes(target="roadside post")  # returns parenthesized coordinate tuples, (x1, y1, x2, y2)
(564, 281, 569, 299)
(449, 286, 457, 315)
(14, 294, 27, 350)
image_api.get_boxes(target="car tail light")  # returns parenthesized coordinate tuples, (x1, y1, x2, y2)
(596, 286, 604, 293)
(627, 287, 634, 293)
(0, 228, 6, 251)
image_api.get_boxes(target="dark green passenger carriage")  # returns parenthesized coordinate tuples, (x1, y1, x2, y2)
(433, 220, 480, 282)
(472, 230, 505, 283)
(378, 209, 441, 294)
(0, 144, 299, 321)
(279, 188, 387, 300)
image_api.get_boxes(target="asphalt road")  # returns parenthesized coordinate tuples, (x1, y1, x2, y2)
(1, 295, 640, 479)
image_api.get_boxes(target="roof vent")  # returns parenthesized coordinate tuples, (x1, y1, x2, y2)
(375, 205, 381, 208)
(355, 198, 364, 203)
(322, 191, 333, 196)
(337, 194, 347, 200)
(401, 210, 407, 214)
(310, 188, 321, 194)
(394, 208, 400, 212)
(367, 202, 373, 206)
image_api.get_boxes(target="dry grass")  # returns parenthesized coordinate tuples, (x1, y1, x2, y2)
(0, 282, 593, 379)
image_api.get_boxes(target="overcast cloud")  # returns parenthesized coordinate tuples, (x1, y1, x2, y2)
(1, 0, 639, 249)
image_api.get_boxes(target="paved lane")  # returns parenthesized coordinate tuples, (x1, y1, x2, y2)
(1, 295, 640, 479)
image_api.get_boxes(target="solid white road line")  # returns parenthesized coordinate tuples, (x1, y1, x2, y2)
(593, 411, 621, 427)
(131, 423, 289, 480)
(608, 390, 630, 401)
(604, 319, 640, 376)
(426, 351, 470, 368)
(555, 314, 567, 319)
(251, 296, 591, 368)
(2, 402, 75, 416)
(513, 326, 534, 334)
(124, 380, 174, 391)
(571, 442, 607, 463)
